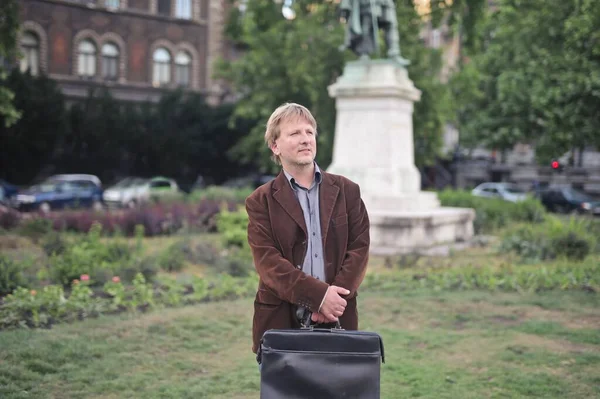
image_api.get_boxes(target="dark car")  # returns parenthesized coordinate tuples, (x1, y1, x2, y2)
(0, 179, 19, 205)
(538, 186, 600, 215)
(14, 174, 104, 213)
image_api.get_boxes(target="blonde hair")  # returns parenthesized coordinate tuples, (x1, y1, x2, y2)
(264, 103, 318, 165)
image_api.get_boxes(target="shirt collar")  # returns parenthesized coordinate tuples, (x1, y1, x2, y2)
(283, 163, 322, 190)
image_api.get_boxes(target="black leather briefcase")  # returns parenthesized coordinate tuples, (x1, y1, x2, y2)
(257, 323, 385, 399)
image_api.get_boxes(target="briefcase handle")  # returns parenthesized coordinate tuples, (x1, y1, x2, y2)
(300, 311, 343, 331)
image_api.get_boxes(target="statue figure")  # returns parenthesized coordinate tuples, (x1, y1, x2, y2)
(339, 0, 409, 65)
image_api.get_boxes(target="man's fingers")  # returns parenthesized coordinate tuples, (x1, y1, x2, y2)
(332, 286, 350, 296)
(311, 312, 318, 322)
(324, 311, 338, 322)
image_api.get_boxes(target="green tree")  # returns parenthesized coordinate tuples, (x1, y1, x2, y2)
(0, 0, 22, 127)
(217, 0, 347, 173)
(0, 69, 67, 183)
(218, 0, 454, 171)
(452, 0, 600, 164)
(64, 88, 251, 185)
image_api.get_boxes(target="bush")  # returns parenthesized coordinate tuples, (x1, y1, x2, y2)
(40, 232, 68, 256)
(119, 256, 159, 283)
(499, 216, 596, 262)
(0, 205, 20, 230)
(0, 255, 27, 296)
(47, 223, 141, 286)
(17, 218, 53, 243)
(216, 206, 249, 248)
(157, 243, 186, 272)
(438, 189, 546, 233)
(214, 248, 254, 278)
(188, 186, 253, 203)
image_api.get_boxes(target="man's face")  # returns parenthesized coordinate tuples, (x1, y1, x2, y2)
(271, 117, 317, 168)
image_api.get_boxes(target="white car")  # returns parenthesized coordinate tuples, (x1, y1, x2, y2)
(471, 182, 529, 203)
(103, 177, 180, 208)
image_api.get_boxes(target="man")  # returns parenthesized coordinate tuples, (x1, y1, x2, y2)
(245, 103, 370, 359)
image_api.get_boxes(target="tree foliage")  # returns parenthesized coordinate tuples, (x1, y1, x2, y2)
(218, 0, 454, 171)
(0, 0, 22, 127)
(0, 70, 252, 186)
(451, 0, 600, 163)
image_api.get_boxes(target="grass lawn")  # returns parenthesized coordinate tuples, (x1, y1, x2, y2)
(1, 288, 599, 399)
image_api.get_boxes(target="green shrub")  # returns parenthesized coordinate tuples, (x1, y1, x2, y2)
(119, 256, 159, 283)
(216, 206, 249, 248)
(551, 232, 590, 261)
(40, 232, 67, 256)
(47, 223, 140, 287)
(499, 216, 595, 261)
(188, 185, 253, 203)
(0, 255, 27, 296)
(438, 189, 547, 233)
(17, 218, 53, 243)
(157, 243, 186, 272)
(214, 248, 254, 277)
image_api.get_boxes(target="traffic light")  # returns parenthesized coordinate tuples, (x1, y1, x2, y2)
(551, 160, 563, 172)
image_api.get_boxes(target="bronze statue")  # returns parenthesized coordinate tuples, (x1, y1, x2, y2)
(339, 0, 409, 65)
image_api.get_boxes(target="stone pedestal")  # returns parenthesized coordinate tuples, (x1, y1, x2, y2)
(327, 59, 475, 255)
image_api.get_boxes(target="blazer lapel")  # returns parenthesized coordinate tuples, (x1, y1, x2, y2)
(272, 172, 307, 236)
(319, 171, 340, 242)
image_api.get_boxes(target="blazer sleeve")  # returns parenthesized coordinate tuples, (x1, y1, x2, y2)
(246, 193, 329, 312)
(332, 182, 370, 298)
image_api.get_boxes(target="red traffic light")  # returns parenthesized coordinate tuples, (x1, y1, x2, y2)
(551, 160, 560, 169)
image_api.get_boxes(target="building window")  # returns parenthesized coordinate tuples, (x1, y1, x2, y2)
(105, 0, 120, 9)
(20, 32, 40, 75)
(102, 43, 119, 80)
(175, 0, 191, 19)
(158, 0, 171, 16)
(175, 51, 191, 86)
(153, 48, 171, 86)
(78, 39, 96, 77)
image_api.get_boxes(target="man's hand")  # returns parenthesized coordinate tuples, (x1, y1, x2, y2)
(317, 285, 350, 322)
(311, 312, 328, 324)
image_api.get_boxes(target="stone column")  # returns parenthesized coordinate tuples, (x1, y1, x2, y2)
(327, 59, 439, 212)
(327, 59, 475, 254)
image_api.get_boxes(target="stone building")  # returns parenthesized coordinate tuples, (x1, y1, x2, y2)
(16, 0, 233, 103)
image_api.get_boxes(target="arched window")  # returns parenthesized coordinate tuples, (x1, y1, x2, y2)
(153, 48, 171, 86)
(102, 42, 119, 80)
(175, 51, 191, 86)
(175, 0, 191, 19)
(78, 40, 97, 77)
(20, 32, 40, 75)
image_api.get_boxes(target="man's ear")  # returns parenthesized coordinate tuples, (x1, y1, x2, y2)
(270, 141, 280, 156)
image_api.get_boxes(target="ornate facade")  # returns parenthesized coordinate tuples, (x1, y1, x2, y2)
(17, 0, 232, 103)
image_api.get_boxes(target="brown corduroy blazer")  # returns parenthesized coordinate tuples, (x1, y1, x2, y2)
(245, 170, 370, 354)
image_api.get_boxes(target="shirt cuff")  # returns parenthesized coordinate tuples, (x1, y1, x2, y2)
(318, 286, 329, 312)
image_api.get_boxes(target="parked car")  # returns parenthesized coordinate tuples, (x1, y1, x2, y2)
(0, 179, 19, 205)
(13, 174, 103, 213)
(471, 182, 529, 203)
(103, 176, 181, 208)
(102, 177, 149, 208)
(538, 186, 600, 215)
